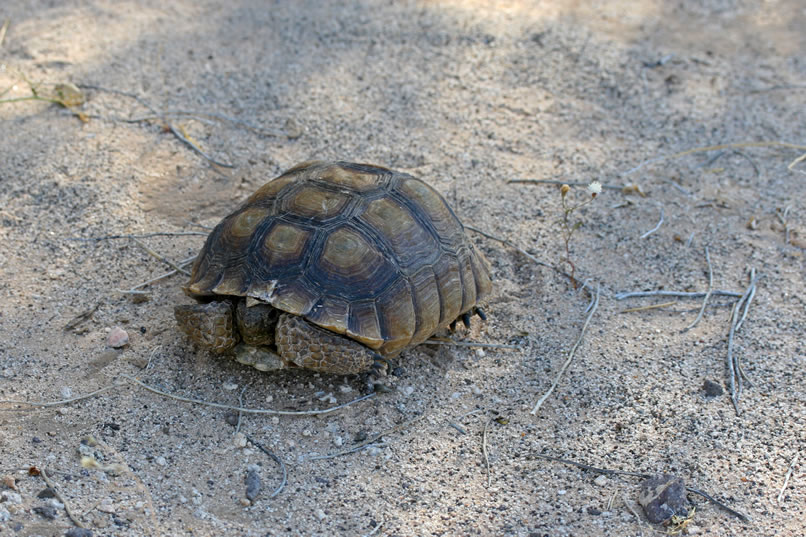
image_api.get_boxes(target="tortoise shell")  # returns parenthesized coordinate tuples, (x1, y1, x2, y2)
(184, 160, 492, 356)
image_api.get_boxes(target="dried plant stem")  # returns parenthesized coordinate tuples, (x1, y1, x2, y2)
(614, 290, 742, 300)
(0, 383, 124, 408)
(67, 231, 207, 241)
(619, 301, 677, 313)
(776, 453, 799, 503)
(683, 246, 713, 332)
(639, 206, 664, 239)
(132, 238, 191, 276)
(508, 178, 624, 190)
(727, 270, 760, 415)
(40, 468, 86, 528)
(243, 434, 287, 498)
(482, 416, 494, 487)
(530, 284, 600, 415)
(123, 375, 375, 416)
(424, 339, 520, 349)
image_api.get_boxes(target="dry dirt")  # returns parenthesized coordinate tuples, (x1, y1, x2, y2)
(1, 1, 804, 536)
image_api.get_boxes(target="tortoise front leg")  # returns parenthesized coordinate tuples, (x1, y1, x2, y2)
(275, 313, 379, 374)
(174, 301, 239, 353)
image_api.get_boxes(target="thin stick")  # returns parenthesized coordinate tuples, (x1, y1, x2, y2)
(533, 454, 751, 522)
(424, 339, 520, 349)
(66, 231, 207, 241)
(168, 124, 235, 168)
(614, 290, 742, 300)
(482, 416, 494, 487)
(40, 468, 86, 528)
(123, 375, 375, 416)
(235, 386, 248, 435)
(507, 178, 624, 191)
(127, 255, 196, 291)
(683, 246, 713, 332)
(619, 301, 677, 313)
(243, 434, 287, 498)
(623, 141, 806, 177)
(530, 284, 600, 415)
(727, 271, 761, 415)
(788, 153, 806, 174)
(776, 453, 799, 503)
(0, 383, 124, 408)
(775, 206, 791, 244)
(305, 414, 424, 461)
(0, 19, 9, 47)
(639, 206, 664, 239)
(132, 238, 191, 276)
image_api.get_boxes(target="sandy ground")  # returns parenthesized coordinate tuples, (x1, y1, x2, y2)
(1, 1, 805, 536)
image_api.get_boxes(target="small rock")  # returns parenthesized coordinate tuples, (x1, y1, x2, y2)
(245, 468, 262, 501)
(37, 488, 57, 499)
(594, 475, 609, 487)
(402, 386, 415, 396)
(338, 385, 353, 393)
(225, 413, 239, 426)
(107, 327, 129, 348)
(2, 475, 16, 490)
(315, 508, 327, 521)
(234, 432, 247, 448)
(97, 498, 116, 514)
(1, 490, 22, 504)
(333, 436, 344, 447)
(60, 386, 73, 399)
(686, 525, 702, 534)
(365, 446, 382, 456)
(638, 474, 690, 524)
(702, 379, 723, 397)
(0, 505, 10, 521)
(239, 497, 251, 507)
(33, 505, 59, 520)
(587, 506, 602, 516)
(155, 456, 167, 466)
(222, 381, 238, 391)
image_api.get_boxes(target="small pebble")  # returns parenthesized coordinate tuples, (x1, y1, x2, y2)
(60, 386, 73, 399)
(239, 497, 251, 507)
(155, 456, 167, 466)
(638, 474, 690, 524)
(594, 475, 609, 487)
(222, 382, 238, 391)
(107, 327, 129, 348)
(333, 436, 344, 447)
(225, 413, 239, 426)
(587, 506, 602, 516)
(234, 432, 247, 448)
(97, 499, 116, 514)
(245, 468, 262, 501)
(1, 491, 22, 504)
(402, 386, 415, 396)
(315, 508, 327, 521)
(338, 385, 353, 393)
(33, 505, 59, 520)
(475, 348, 486, 358)
(365, 446, 382, 456)
(0, 505, 10, 522)
(702, 379, 723, 397)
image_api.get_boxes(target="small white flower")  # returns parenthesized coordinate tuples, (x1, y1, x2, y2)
(587, 181, 602, 196)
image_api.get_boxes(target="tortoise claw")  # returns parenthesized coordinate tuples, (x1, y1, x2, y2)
(449, 320, 457, 331)
(370, 353, 390, 376)
(474, 307, 488, 321)
(461, 312, 472, 328)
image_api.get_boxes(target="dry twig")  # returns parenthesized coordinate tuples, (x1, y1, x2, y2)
(530, 284, 600, 415)
(614, 290, 742, 300)
(0, 19, 9, 48)
(776, 453, 799, 503)
(619, 301, 677, 313)
(123, 375, 375, 416)
(727, 270, 761, 415)
(40, 468, 86, 528)
(683, 246, 713, 332)
(639, 206, 664, 239)
(132, 238, 191, 276)
(482, 416, 494, 487)
(243, 434, 287, 498)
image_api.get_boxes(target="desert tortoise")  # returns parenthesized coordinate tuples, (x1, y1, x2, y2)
(175, 160, 492, 374)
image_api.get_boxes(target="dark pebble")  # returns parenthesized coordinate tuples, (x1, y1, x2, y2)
(587, 506, 602, 516)
(245, 469, 262, 501)
(11, 522, 23, 532)
(638, 474, 690, 524)
(354, 431, 368, 443)
(36, 488, 57, 499)
(65, 529, 94, 537)
(33, 505, 59, 520)
(32, 436, 42, 444)
(225, 413, 239, 426)
(703, 380, 723, 397)
(391, 367, 405, 377)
